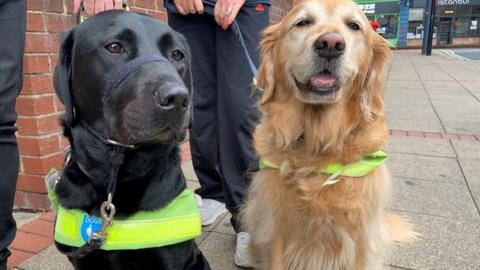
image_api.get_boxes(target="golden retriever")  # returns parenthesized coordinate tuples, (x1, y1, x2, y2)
(242, 0, 415, 269)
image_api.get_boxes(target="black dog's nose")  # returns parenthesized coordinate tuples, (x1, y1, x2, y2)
(155, 87, 189, 110)
(314, 32, 346, 59)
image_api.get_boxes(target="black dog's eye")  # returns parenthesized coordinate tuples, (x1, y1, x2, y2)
(171, 50, 184, 61)
(105, 43, 124, 54)
(295, 19, 312, 27)
(347, 22, 360, 31)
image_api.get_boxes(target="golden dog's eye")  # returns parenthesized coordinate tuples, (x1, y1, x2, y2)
(105, 42, 124, 54)
(347, 22, 360, 31)
(295, 19, 312, 27)
(171, 50, 184, 61)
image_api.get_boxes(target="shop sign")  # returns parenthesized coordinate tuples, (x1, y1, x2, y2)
(438, 0, 480, 5)
(356, 2, 400, 14)
(358, 3, 376, 14)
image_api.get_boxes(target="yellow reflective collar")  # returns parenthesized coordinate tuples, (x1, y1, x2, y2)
(259, 151, 388, 186)
(46, 170, 201, 250)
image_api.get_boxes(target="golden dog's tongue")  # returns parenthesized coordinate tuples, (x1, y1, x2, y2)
(311, 74, 336, 88)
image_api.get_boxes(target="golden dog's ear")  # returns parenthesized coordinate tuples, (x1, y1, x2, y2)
(361, 33, 391, 122)
(256, 23, 280, 108)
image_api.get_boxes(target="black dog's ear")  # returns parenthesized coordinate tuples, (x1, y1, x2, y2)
(54, 28, 76, 126)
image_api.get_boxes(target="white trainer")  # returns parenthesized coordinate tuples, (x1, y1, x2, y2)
(198, 198, 227, 226)
(234, 232, 255, 268)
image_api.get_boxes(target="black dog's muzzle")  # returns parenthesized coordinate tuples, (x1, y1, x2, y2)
(103, 55, 170, 104)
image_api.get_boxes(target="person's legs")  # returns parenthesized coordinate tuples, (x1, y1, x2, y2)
(168, 12, 228, 226)
(216, 4, 269, 232)
(168, 12, 224, 202)
(0, 0, 26, 269)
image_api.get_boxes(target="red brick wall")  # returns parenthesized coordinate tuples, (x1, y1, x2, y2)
(15, 0, 295, 210)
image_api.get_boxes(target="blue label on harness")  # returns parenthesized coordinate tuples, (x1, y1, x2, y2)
(80, 214, 103, 243)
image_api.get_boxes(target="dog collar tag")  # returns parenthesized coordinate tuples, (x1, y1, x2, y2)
(80, 213, 104, 243)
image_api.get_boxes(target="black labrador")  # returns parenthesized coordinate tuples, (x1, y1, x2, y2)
(52, 10, 210, 270)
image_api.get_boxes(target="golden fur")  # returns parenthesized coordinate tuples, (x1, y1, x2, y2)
(242, 0, 415, 269)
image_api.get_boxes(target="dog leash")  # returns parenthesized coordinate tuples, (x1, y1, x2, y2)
(231, 20, 258, 78)
(200, 2, 259, 82)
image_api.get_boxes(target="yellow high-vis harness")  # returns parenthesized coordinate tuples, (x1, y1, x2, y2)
(46, 170, 201, 251)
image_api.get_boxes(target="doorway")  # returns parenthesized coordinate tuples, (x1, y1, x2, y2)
(438, 17, 453, 45)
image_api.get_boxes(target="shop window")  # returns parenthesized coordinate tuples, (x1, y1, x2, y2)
(453, 17, 470, 37)
(470, 17, 479, 36)
(408, 8, 424, 39)
(408, 22, 423, 39)
(377, 15, 398, 39)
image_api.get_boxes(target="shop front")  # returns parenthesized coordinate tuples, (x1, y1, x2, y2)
(356, 0, 402, 45)
(436, 0, 480, 45)
(406, 0, 480, 46)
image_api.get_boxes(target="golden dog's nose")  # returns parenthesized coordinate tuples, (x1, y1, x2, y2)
(314, 32, 345, 60)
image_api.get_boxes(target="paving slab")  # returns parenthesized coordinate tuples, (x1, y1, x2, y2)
(387, 64, 419, 81)
(424, 94, 480, 135)
(459, 81, 480, 101)
(13, 212, 40, 228)
(436, 63, 480, 81)
(211, 213, 236, 236)
(386, 80, 424, 91)
(457, 61, 480, 76)
(386, 212, 480, 270)
(457, 158, 480, 186)
(413, 63, 454, 81)
(186, 179, 200, 190)
(182, 160, 197, 181)
(387, 136, 456, 158)
(385, 111, 444, 133)
(198, 232, 238, 270)
(387, 153, 464, 184)
(15, 246, 72, 270)
(469, 185, 480, 214)
(391, 177, 478, 222)
(451, 140, 480, 160)
(196, 230, 211, 246)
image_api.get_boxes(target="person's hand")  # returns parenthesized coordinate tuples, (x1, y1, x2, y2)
(73, 0, 123, 16)
(214, 0, 245, 30)
(173, 0, 204, 15)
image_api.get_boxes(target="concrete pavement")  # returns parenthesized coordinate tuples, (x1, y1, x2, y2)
(11, 50, 480, 269)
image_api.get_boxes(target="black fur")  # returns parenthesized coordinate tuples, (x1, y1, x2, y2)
(53, 10, 210, 270)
